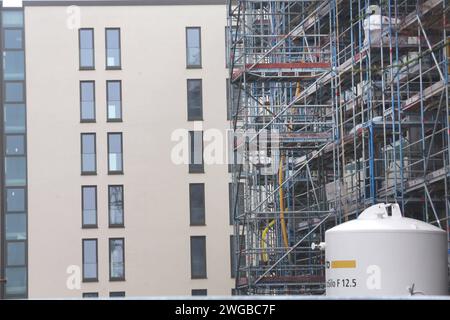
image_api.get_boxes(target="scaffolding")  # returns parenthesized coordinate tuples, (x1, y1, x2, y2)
(227, 0, 450, 295)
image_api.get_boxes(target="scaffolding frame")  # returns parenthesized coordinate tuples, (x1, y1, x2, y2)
(228, 0, 450, 295)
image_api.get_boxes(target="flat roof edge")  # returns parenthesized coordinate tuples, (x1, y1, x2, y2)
(21, 0, 227, 6)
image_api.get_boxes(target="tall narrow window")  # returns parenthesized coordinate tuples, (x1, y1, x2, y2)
(226, 25, 239, 68)
(79, 28, 94, 70)
(186, 27, 201, 68)
(190, 236, 207, 279)
(227, 130, 234, 173)
(109, 185, 124, 227)
(225, 26, 231, 68)
(108, 133, 123, 174)
(189, 131, 204, 173)
(80, 81, 95, 122)
(187, 79, 202, 121)
(230, 235, 237, 278)
(107, 80, 122, 121)
(109, 238, 125, 281)
(106, 28, 121, 69)
(230, 235, 245, 278)
(81, 133, 96, 174)
(82, 239, 98, 282)
(189, 183, 205, 226)
(227, 79, 240, 121)
(226, 79, 231, 120)
(228, 183, 233, 225)
(82, 186, 97, 228)
(229, 182, 244, 225)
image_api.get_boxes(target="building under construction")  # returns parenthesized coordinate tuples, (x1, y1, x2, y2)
(227, 0, 450, 295)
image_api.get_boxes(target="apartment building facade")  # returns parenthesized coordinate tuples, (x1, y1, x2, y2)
(0, 0, 235, 299)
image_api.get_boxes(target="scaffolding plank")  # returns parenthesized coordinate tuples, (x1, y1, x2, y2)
(402, 80, 445, 111)
(400, 0, 443, 31)
(232, 62, 331, 81)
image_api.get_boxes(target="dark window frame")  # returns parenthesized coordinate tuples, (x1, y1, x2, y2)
(226, 78, 230, 121)
(226, 79, 241, 121)
(109, 291, 125, 297)
(105, 27, 121, 70)
(109, 237, 125, 281)
(187, 79, 203, 121)
(230, 235, 245, 279)
(107, 132, 123, 175)
(82, 292, 99, 298)
(189, 183, 206, 226)
(81, 133, 97, 175)
(189, 183, 205, 226)
(225, 25, 238, 69)
(191, 289, 207, 296)
(106, 80, 122, 122)
(230, 235, 236, 278)
(81, 185, 97, 229)
(228, 182, 233, 225)
(190, 236, 207, 279)
(227, 130, 234, 173)
(185, 26, 202, 69)
(225, 26, 228, 68)
(82, 238, 98, 282)
(108, 184, 124, 228)
(229, 182, 244, 225)
(188, 131, 204, 174)
(80, 80, 96, 123)
(78, 28, 95, 70)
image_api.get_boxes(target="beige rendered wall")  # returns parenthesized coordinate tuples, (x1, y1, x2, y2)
(25, 5, 233, 298)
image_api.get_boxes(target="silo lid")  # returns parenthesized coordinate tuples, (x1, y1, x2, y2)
(326, 203, 445, 233)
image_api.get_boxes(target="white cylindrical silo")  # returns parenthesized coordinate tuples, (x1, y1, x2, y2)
(323, 203, 448, 296)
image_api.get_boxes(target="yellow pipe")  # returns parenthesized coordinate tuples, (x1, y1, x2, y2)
(260, 220, 275, 263)
(279, 156, 289, 248)
(260, 83, 298, 260)
(295, 81, 301, 97)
